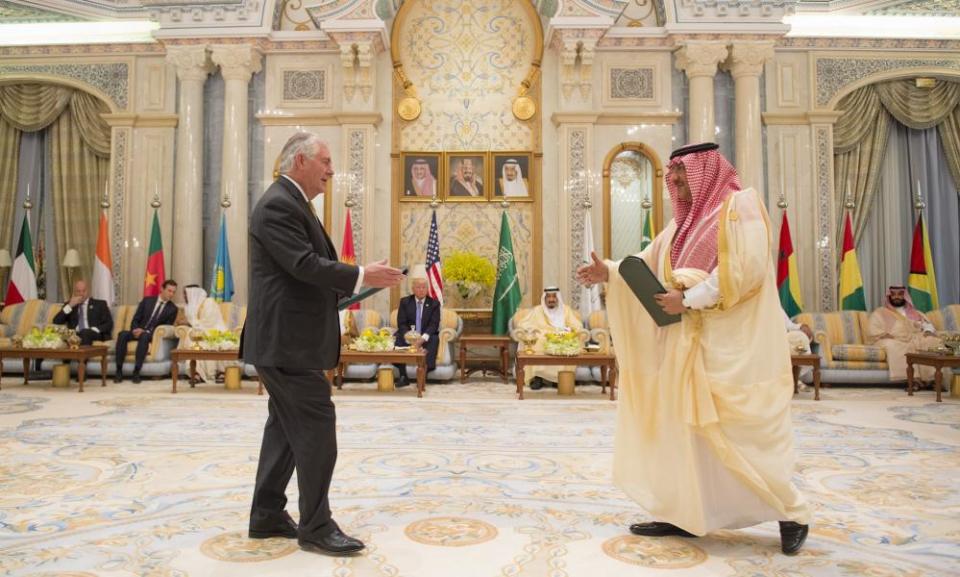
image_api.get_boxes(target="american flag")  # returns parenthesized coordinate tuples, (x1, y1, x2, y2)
(426, 210, 444, 304)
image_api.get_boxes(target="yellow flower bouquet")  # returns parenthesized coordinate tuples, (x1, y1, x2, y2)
(199, 329, 240, 351)
(543, 330, 582, 356)
(444, 250, 496, 300)
(23, 326, 66, 349)
(352, 328, 395, 352)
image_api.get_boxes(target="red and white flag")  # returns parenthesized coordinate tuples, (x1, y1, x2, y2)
(5, 213, 38, 305)
(425, 210, 443, 304)
(91, 211, 115, 305)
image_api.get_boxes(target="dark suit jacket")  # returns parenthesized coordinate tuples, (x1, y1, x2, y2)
(241, 177, 360, 370)
(395, 295, 441, 368)
(53, 298, 113, 336)
(130, 297, 178, 331)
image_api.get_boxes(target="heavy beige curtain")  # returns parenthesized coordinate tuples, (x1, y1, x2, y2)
(834, 79, 960, 241)
(0, 84, 110, 295)
(0, 117, 21, 254)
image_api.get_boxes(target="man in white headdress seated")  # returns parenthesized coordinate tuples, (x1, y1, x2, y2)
(515, 286, 583, 390)
(182, 285, 228, 383)
(499, 159, 528, 197)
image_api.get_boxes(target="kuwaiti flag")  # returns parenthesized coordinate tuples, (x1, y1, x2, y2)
(776, 212, 803, 317)
(143, 210, 166, 297)
(907, 214, 939, 313)
(5, 213, 38, 305)
(838, 211, 866, 311)
(91, 211, 115, 305)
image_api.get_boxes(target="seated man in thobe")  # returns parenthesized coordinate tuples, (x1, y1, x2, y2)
(181, 285, 228, 383)
(867, 285, 942, 382)
(516, 287, 583, 390)
(784, 309, 814, 387)
(52, 279, 113, 345)
(394, 265, 441, 387)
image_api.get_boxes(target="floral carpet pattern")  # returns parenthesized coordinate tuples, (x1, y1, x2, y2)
(0, 381, 957, 576)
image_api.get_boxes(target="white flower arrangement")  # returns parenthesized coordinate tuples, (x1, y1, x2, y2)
(22, 327, 66, 349)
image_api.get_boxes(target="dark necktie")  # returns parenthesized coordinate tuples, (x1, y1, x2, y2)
(146, 301, 164, 331)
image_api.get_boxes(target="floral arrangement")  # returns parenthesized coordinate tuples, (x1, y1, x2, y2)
(23, 327, 66, 349)
(199, 329, 240, 351)
(543, 330, 582, 356)
(352, 328, 395, 352)
(444, 250, 496, 300)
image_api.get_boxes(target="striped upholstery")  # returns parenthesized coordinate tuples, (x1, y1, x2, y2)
(353, 309, 383, 332)
(0, 300, 50, 341)
(217, 303, 247, 332)
(928, 304, 960, 333)
(587, 310, 608, 330)
(832, 344, 887, 362)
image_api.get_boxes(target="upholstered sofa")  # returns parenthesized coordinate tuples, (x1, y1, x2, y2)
(385, 307, 463, 381)
(508, 307, 595, 383)
(0, 299, 179, 378)
(793, 304, 959, 385)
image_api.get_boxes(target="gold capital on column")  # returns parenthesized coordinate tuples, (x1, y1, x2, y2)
(725, 42, 775, 79)
(674, 42, 728, 78)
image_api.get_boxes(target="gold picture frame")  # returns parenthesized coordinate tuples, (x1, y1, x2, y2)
(491, 152, 534, 201)
(443, 152, 488, 202)
(400, 152, 442, 201)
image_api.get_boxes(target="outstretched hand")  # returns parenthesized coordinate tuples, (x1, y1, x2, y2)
(576, 251, 609, 286)
(363, 259, 405, 288)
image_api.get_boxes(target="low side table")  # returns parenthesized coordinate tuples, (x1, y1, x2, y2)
(170, 348, 261, 395)
(458, 334, 511, 383)
(790, 353, 822, 401)
(906, 352, 960, 403)
(336, 349, 428, 397)
(0, 345, 108, 393)
(515, 352, 617, 401)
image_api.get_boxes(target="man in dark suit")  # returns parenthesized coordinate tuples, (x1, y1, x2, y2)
(53, 280, 113, 345)
(114, 279, 178, 384)
(242, 132, 403, 556)
(394, 265, 441, 387)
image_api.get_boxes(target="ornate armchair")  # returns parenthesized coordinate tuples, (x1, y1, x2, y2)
(386, 307, 463, 381)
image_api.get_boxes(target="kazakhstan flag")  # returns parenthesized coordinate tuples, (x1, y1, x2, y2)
(210, 214, 234, 302)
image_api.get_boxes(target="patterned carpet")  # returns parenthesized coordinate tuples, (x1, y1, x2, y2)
(0, 378, 958, 576)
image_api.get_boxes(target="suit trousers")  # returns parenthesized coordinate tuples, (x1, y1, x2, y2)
(115, 330, 153, 375)
(77, 328, 106, 346)
(250, 366, 338, 539)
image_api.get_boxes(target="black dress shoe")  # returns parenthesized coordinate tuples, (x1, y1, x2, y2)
(779, 521, 808, 555)
(396, 375, 410, 388)
(131, 374, 142, 384)
(299, 527, 365, 556)
(249, 511, 298, 539)
(530, 377, 544, 390)
(113, 375, 123, 384)
(629, 521, 696, 538)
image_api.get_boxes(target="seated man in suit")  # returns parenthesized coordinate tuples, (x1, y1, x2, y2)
(115, 279, 178, 384)
(53, 279, 113, 345)
(394, 265, 441, 387)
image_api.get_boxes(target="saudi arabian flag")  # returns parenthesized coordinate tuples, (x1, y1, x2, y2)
(777, 212, 803, 317)
(907, 214, 939, 312)
(143, 210, 166, 297)
(838, 211, 866, 311)
(640, 209, 654, 250)
(491, 211, 522, 336)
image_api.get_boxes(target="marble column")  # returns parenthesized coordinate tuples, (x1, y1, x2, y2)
(725, 42, 775, 193)
(675, 43, 728, 145)
(166, 46, 212, 287)
(211, 44, 262, 304)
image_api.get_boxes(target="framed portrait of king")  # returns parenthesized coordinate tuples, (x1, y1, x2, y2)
(444, 153, 487, 202)
(401, 152, 441, 201)
(492, 152, 533, 201)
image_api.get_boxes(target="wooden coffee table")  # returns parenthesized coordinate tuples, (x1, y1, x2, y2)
(0, 345, 108, 393)
(515, 352, 618, 400)
(906, 352, 960, 403)
(170, 348, 261, 395)
(458, 334, 511, 383)
(336, 349, 428, 397)
(790, 353, 822, 401)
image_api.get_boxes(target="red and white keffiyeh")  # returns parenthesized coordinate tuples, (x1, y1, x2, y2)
(666, 146, 741, 272)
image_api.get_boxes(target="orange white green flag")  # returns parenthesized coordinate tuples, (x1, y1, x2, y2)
(91, 211, 115, 304)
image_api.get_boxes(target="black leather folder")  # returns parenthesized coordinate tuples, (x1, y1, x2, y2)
(617, 256, 681, 327)
(337, 266, 408, 310)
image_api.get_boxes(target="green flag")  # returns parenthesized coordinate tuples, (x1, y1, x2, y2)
(491, 211, 522, 335)
(640, 209, 654, 250)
